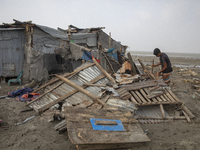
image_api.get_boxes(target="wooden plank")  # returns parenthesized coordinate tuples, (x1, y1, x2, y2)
(37, 74, 105, 112)
(130, 96, 138, 104)
(68, 125, 150, 145)
(143, 88, 157, 102)
(164, 89, 176, 103)
(135, 90, 148, 103)
(92, 57, 116, 84)
(137, 101, 173, 106)
(34, 63, 95, 93)
(65, 108, 150, 146)
(139, 89, 151, 103)
(159, 104, 165, 118)
(130, 91, 142, 103)
(160, 95, 167, 102)
(83, 83, 106, 87)
(103, 95, 110, 103)
(55, 75, 105, 106)
(163, 93, 172, 102)
(123, 80, 167, 91)
(166, 88, 181, 103)
(155, 97, 163, 102)
(181, 105, 195, 118)
(182, 110, 191, 123)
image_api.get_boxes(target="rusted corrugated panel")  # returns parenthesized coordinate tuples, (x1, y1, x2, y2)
(0, 29, 25, 77)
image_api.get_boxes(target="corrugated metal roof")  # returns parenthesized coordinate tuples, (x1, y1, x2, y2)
(29, 62, 109, 112)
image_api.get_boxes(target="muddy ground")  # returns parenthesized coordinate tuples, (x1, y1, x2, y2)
(0, 56, 200, 150)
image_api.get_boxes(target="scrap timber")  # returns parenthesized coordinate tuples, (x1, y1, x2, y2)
(65, 107, 150, 150)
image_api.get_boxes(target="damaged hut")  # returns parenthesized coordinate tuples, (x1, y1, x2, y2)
(0, 20, 128, 85)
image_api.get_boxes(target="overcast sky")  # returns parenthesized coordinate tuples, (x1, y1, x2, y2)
(1, 0, 200, 53)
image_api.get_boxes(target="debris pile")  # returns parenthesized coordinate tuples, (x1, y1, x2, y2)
(22, 51, 194, 149)
(178, 68, 198, 76)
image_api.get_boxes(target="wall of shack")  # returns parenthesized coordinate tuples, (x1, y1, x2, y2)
(0, 29, 25, 77)
(23, 27, 72, 83)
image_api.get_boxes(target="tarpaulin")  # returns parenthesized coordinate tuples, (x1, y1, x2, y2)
(82, 51, 93, 62)
(8, 87, 34, 98)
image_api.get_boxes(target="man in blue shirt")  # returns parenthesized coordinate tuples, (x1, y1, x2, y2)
(151, 48, 173, 83)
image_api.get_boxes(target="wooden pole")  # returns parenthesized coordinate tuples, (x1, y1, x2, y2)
(101, 51, 115, 74)
(109, 32, 111, 49)
(181, 105, 195, 118)
(92, 57, 116, 84)
(152, 59, 154, 74)
(55, 75, 105, 106)
(159, 104, 165, 118)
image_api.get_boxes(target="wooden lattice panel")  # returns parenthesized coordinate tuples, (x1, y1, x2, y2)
(129, 88, 181, 106)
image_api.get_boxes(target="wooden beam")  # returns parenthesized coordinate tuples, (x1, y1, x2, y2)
(55, 75, 105, 106)
(101, 51, 115, 74)
(37, 74, 106, 112)
(130, 91, 142, 103)
(159, 104, 165, 118)
(182, 110, 191, 123)
(83, 83, 106, 87)
(181, 105, 195, 118)
(103, 95, 110, 103)
(92, 57, 116, 84)
(33, 63, 95, 93)
(130, 96, 138, 104)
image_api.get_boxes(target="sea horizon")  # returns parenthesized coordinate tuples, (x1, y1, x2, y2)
(129, 51, 200, 59)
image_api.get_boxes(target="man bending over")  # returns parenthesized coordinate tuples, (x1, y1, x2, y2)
(152, 48, 173, 83)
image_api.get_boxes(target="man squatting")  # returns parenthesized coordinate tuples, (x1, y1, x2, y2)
(152, 48, 173, 83)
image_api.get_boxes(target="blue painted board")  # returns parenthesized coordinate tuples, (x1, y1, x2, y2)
(90, 118, 126, 131)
